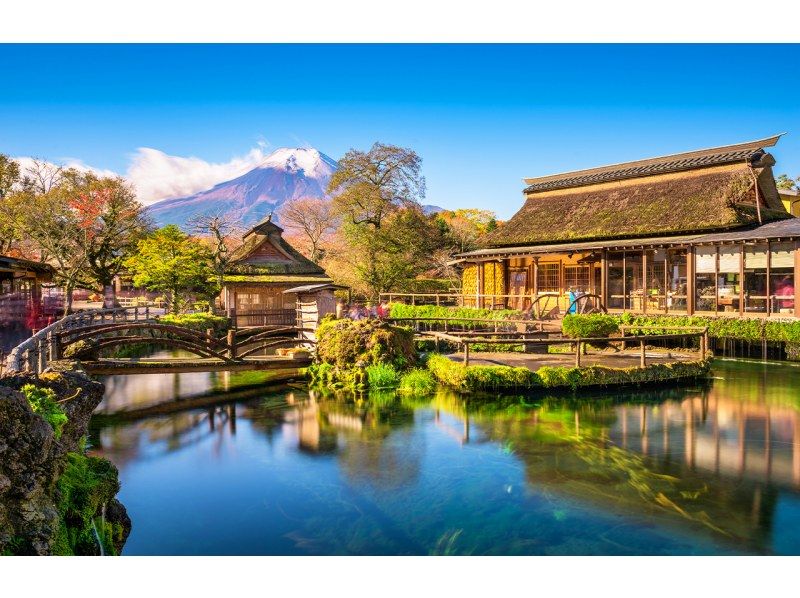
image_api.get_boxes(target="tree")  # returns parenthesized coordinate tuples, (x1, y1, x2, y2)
(328, 142, 425, 229)
(436, 208, 499, 253)
(188, 213, 244, 297)
(278, 196, 337, 262)
(776, 174, 798, 191)
(67, 173, 151, 308)
(124, 225, 216, 314)
(0, 154, 22, 254)
(326, 143, 430, 298)
(0, 154, 21, 199)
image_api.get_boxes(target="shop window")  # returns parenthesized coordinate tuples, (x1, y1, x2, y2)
(770, 242, 795, 314)
(694, 247, 716, 312)
(537, 263, 560, 293)
(744, 245, 768, 313)
(716, 247, 740, 314)
(645, 249, 667, 313)
(607, 253, 625, 309)
(564, 265, 590, 293)
(667, 249, 688, 312)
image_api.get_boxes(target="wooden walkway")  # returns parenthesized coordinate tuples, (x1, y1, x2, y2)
(80, 355, 312, 375)
(443, 349, 698, 372)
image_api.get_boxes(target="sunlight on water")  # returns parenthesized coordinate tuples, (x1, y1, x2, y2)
(89, 359, 800, 555)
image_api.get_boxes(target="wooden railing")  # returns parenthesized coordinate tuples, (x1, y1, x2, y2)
(417, 325, 709, 367)
(3, 306, 156, 374)
(232, 309, 296, 328)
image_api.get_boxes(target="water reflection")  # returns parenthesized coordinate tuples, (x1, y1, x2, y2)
(90, 359, 800, 555)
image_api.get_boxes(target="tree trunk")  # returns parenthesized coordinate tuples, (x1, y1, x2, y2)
(62, 282, 74, 317)
(103, 283, 118, 309)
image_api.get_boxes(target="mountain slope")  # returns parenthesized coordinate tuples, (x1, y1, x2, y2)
(147, 147, 338, 228)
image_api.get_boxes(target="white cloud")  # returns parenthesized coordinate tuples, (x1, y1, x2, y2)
(126, 145, 270, 205)
(13, 144, 273, 205)
(12, 156, 118, 181)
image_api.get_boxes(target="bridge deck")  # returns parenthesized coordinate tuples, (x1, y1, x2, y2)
(82, 355, 312, 375)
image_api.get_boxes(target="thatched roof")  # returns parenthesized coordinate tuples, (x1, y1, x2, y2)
(486, 163, 790, 248)
(226, 215, 327, 276)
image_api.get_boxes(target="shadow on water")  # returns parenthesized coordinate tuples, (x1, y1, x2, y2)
(88, 355, 800, 555)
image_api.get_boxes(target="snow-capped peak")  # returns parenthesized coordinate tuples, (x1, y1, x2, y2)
(257, 147, 338, 179)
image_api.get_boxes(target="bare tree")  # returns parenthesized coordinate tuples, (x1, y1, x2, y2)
(278, 197, 337, 262)
(188, 213, 245, 301)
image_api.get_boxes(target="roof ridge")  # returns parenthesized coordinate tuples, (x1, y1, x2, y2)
(522, 133, 784, 193)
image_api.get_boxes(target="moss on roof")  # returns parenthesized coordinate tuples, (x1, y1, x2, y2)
(223, 274, 333, 284)
(226, 230, 327, 276)
(486, 167, 791, 248)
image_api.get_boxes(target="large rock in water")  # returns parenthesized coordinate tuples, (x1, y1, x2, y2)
(0, 370, 130, 555)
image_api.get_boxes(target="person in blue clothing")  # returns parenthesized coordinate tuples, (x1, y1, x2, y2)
(567, 287, 577, 314)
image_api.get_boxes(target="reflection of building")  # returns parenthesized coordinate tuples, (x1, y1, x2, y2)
(219, 216, 333, 327)
(456, 135, 800, 318)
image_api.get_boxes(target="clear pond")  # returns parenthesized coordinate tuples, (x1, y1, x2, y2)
(89, 356, 800, 555)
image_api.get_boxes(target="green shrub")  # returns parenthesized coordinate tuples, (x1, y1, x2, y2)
(316, 317, 416, 370)
(21, 384, 68, 439)
(62, 339, 100, 360)
(426, 354, 540, 392)
(388, 303, 524, 328)
(159, 312, 228, 335)
(562, 314, 619, 338)
(398, 368, 437, 395)
(366, 363, 401, 388)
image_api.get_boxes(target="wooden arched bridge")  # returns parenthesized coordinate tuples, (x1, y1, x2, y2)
(3, 306, 313, 375)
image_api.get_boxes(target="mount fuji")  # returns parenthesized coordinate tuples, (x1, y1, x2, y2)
(147, 147, 339, 229)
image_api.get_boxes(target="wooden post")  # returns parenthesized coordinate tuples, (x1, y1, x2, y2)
(640, 339, 646, 368)
(38, 338, 47, 373)
(206, 328, 213, 350)
(134, 306, 139, 320)
(620, 328, 626, 351)
(227, 329, 237, 359)
(48, 332, 60, 361)
(575, 341, 582, 367)
(701, 328, 709, 360)
(687, 246, 695, 315)
(145, 305, 150, 320)
(463, 342, 470, 367)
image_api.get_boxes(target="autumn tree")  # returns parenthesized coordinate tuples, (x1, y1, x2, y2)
(67, 172, 152, 308)
(0, 154, 22, 254)
(124, 225, 216, 314)
(278, 196, 337, 262)
(436, 208, 498, 254)
(776, 174, 798, 191)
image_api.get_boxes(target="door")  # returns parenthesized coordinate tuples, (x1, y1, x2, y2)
(509, 270, 528, 311)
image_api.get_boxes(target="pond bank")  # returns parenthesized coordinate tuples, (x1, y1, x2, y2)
(0, 365, 130, 555)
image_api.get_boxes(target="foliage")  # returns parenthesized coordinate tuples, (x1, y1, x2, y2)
(388, 303, 524, 325)
(53, 452, 122, 556)
(562, 314, 619, 338)
(159, 312, 229, 335)
(316, 317, 416, 370)
(397, 368, 437, 396)
(426, 353, 711, 393)
(21, 384, 68, 439)
(188, 213, 244, 291)
(62, 339, 100, 360)
(124, 225, 217, 314)
(775, 173, 798, 191)
(365, 363, 401, 389)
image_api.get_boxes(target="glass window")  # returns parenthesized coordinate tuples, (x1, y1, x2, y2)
(667, 249, 688, 312)
(625, 252, 644, 312)
(537, 263, 560, 293)
(645, 249, 667, 313)
(564, 265, 590, 293)
(770, 242, 795, 314)
(695, 247, 716, 312)
(717, 247, 741, 314)
(607, 252, 625, 309)
(744, 245, 768, 313)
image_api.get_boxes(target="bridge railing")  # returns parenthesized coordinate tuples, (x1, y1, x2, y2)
(3, 305, 155, 374)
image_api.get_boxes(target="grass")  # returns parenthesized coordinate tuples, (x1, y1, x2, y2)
(365, 363, 401, 389)
(21, 384, 68, 439)
(398, 368, 437, 396)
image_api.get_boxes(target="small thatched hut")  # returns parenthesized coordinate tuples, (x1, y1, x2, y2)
(220, 216, 333, 326)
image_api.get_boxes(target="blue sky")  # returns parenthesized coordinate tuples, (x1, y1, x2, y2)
(1, 44, 799, 219)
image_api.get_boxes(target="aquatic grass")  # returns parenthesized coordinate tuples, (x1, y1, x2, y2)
(398, 368, 437, 396)
(365, 363, 401, 389)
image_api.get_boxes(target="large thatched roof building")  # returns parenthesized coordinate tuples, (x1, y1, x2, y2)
(220, 216, 333, 326)
(456, 134, 800, 319)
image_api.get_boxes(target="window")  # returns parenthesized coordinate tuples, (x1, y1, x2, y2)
(625, 252, 643, 311)
(645, 249, 667, 313)
(537, 263, 560, 293)
(770, 242, 795, 314)
(694, 247, 716, 312)
(667, 249, 688, 312)
(744, 245, 768, 313)
(607, 252, 625, 309)
(716, 247, 740, 314)
(564, 265, 590, 292)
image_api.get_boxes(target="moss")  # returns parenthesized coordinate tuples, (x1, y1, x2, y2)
(388, 303, 524, 326)
(427, 353, 711, 393)
(62, 339, 100, 360)
(21, 384, 68, 439)
(53, 452, 122, 556)
(562, 313, 619, 338)
(397, 368, 437, 396)
(159, 312, 228, 334)
(316, 317, 416, 372)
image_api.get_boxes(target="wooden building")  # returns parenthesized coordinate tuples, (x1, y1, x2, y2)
(0, 255, 54, 326)
(456, 135, 800, 318)
(220, 216, 333, 326)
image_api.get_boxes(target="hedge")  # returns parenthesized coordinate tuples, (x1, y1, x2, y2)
(427, 353, 711, 393)
(388, 303, 524, 326)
